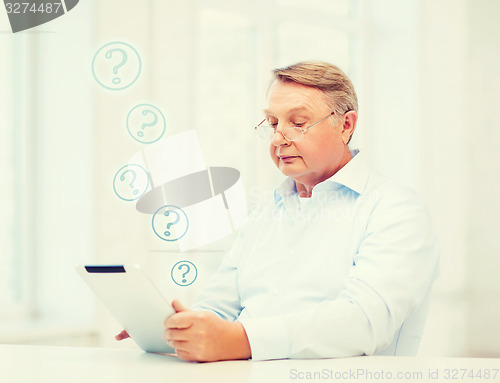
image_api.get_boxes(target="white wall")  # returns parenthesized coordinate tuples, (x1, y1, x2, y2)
(463, 0, 500, 357)
(417, 0, 470, 356)
(417, 0, 500, 357)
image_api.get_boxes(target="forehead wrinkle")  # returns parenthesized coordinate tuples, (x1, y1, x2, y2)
(263, 105, 313, 117)
(265, 80, 330, 117)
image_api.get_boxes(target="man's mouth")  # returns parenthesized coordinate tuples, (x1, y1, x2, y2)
(278, 155, 299, 162)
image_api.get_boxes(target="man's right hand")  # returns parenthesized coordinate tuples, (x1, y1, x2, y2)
(115, 330, 130, 341)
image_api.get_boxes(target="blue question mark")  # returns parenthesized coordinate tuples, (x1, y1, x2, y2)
(105, 48, 128, 85)
(138, 109, 159, 137)
(178, 264, 190, 284)
(164, 209, 181, 237)
(120, 169, 139, 195)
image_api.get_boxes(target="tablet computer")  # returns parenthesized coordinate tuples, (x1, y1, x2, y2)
(76, 264, 175, 354)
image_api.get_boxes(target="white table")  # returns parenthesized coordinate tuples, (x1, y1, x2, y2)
(1, 344, 499, 383)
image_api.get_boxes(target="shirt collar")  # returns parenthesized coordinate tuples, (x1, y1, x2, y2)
(274, 149, 370, 205)
(274, 177, 296, 205)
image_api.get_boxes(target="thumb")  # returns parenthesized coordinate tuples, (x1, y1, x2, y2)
(172, 298, 189, 313)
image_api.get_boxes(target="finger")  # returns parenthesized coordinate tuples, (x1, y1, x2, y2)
(115, 330, 130, 341)
(164, 328, 192, 342)
(115, 330, 129, 340)
(172, 299, 189, 313)
(164, 311, 195, 329)
(175, 348, 195, 362)
(167, 339, 190, 352)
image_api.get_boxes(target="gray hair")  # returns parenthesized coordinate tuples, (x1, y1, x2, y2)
(272, 61, 358, 117)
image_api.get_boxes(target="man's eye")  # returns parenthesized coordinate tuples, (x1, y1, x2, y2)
(293, 122, 305, 127)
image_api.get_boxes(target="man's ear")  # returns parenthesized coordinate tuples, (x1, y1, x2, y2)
(341, 111, 358, 145)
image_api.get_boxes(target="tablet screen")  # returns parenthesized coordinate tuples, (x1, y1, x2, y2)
(76, 264, 175, 354)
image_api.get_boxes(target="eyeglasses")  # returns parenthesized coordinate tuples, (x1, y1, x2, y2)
(254, 111, 335, 142)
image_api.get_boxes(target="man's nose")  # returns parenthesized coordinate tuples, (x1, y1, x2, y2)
(271, 129, 289, 146)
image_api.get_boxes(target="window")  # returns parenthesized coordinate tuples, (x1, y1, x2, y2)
(1, 4, 95, 340)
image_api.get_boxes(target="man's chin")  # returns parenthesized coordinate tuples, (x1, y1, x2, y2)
(278, 164, 303, 177)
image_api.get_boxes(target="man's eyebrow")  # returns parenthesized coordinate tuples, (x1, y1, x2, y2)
(263, 106, 312, 116)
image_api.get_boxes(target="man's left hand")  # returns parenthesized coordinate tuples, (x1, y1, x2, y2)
(164, 299, 252, 362)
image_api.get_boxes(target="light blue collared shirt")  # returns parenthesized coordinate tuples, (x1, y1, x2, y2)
(192, 150, 440, 360)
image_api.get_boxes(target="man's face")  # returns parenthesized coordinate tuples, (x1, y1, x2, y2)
(265, 80, 352, 190)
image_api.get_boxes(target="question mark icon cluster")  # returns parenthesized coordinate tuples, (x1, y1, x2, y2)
(101, 42, 197, 287)
(92, 41, 142, 91)
(171, 261, 197, 286)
